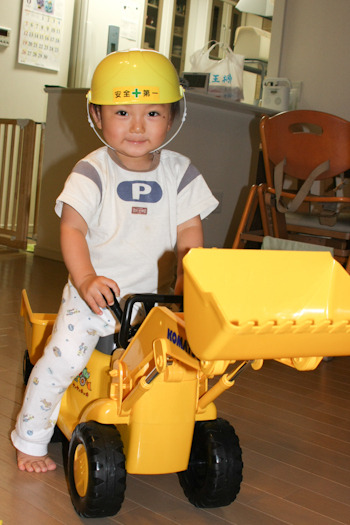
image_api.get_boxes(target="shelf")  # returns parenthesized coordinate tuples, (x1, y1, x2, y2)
(170, 0, 190, 74)
(142, 0, 163, 51)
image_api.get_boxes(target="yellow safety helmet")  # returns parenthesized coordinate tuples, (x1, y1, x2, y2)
(87, 49, 184, 105)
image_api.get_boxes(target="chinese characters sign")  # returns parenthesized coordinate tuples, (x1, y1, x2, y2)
(210, 74, 233, 85)
(18, 0, 65, 71)
(112, 86, 160, 104)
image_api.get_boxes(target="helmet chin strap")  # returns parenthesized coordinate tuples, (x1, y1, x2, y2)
(87, 98, 113, 150)
(86, 94, 188, 153)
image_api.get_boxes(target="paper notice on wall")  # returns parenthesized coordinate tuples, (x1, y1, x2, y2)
(120, 1, 140, 42)
(18, 0, 65, 71)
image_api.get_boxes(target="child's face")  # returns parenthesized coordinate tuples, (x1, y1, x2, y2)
(91, 103, 173, 168)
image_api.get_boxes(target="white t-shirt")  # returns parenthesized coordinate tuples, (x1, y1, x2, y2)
(55, 147, 218, 299)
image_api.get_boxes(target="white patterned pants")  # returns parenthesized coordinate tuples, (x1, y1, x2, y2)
(11, 281, 116, 456)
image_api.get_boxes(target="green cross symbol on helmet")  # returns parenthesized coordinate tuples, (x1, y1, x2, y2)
(132, 88, 142, 98)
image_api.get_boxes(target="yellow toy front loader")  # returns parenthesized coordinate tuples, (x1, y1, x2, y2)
(20, 249, 350, 518)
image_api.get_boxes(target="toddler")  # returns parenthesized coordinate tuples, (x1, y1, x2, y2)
(12, 49, 218, 472)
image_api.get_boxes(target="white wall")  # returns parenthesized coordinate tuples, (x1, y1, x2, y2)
(183, 0, 212, 72)
(158, 0, 175, 57)
(0, 0, 75, 122)
(275, 0, 350, 119)
(69, 0, 145, 88)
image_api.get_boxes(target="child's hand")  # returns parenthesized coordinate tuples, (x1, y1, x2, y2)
(78, 275, 120, 315)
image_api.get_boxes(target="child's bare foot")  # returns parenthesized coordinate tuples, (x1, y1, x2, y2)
(17, 450, 57, 473)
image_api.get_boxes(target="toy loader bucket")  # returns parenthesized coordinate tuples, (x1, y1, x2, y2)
(183, 249, 350, 362)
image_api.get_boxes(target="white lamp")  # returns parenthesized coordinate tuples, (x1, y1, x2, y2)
(235, 0, 274, 18)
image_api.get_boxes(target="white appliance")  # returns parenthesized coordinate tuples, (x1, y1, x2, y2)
(262, 77, 291, 112)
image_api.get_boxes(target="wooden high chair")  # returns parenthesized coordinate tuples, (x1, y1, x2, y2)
(233, 110, 350, 270)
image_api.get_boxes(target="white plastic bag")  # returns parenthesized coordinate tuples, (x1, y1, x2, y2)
(190, 42, 244, 101)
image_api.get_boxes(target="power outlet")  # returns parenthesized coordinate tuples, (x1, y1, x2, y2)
(0, 27, 11, 47)
(107, 25, 119, 54)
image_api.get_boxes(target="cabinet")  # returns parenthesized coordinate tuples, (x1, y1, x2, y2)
(170, 0, 190, 75)
(142, 0, 163, 51)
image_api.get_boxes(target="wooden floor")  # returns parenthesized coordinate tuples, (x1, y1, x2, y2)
(1, 246, 350, 524)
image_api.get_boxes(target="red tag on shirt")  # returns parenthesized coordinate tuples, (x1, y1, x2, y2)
(132, 207, 148, 215)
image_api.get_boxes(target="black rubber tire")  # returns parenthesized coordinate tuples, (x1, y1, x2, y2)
(67, 421, 126, 518)
(23, 349, 33, 385)
(178, 418, 243, 508)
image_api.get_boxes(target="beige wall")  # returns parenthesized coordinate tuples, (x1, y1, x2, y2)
(0, 0, 75, 122)
(275, 0, 350, 119)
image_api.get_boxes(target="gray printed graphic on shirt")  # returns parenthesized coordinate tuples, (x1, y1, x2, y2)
(177, 164, 200, 194)
(73, 161, 102, 199)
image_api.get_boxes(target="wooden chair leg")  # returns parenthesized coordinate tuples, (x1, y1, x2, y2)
(257, 184, 272, 236)
(232, 185, 259, 249)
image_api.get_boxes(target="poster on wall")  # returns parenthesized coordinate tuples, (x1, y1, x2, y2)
(120, 1, 140, 44)
(18, 0, 65, 71)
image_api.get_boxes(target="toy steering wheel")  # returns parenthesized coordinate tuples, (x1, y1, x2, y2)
(108, 292, 183, 349)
